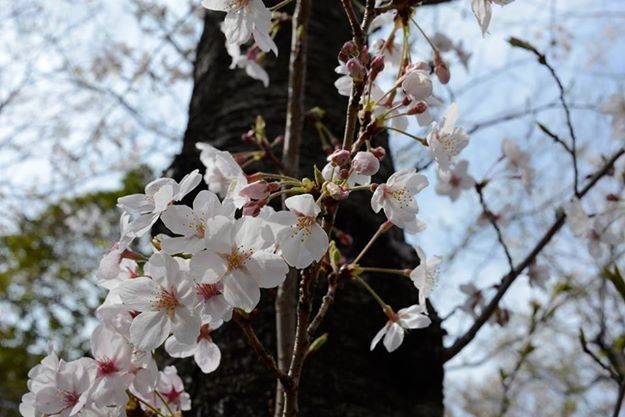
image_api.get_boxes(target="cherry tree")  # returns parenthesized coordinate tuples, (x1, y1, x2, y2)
(7, 1, 625, 417)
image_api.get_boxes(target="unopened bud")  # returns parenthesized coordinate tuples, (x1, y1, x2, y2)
(327, 149, 351, 167)
(371, 146, 386, 161)
(240, 180, 271, 201)
(338, 41, 357, 62)
(352, 151, 380, 176)
(369, 55, 385, 80)
(407, 101, 428, 115)
(434, 53, 451, 84)
(241, 129, 256, 144)
(327, 182, 349, 200)
(346, 57, 366, 82)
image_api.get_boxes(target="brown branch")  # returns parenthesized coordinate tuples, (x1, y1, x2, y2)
(475, 182, 514, 270)
(307, 272, 338, 337)
(233, 310, 291, 387)
(442, 147, 625, 362)
(276, 0, 313, 415)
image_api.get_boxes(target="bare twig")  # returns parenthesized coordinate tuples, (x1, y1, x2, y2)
(233, 310, 291, 387)
(475, 182, 514, 270)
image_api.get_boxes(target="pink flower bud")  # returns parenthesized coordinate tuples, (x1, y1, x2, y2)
(434, 53, 450, 84)
(346, 58, 366, 82)
(369, 55, 385, 80)
(407, 101, 428, 115)
(352, 151, 380, 176)
(240, 180, 271, 200)
(327, 149, 351, 167)
(242, 199, 267, 217)
(338, 41, 357, 62)
(371, 146, 386, 161)
(327, 183, 349, 200)
(402, 69, 433, 101)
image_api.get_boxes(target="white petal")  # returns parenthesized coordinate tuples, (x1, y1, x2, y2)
(171, 307, 201, 345)
(194, 340, 221, 374)
(247, 251, 289, 288)
(383, 322, 405, 352)
(223, 270, 261, 312)
(130, 311, 171, 351)
(161, 205, 197, 236)
(164, 336, 196, 358)
(117, 277, 158, 311)
(285, 194, 320, 217)
(370, 323, 388, 351)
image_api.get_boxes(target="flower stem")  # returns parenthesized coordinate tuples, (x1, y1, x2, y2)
(354, 275, 388, 311)
(353, 220, 393, 265)
(359, 267, 409, 276)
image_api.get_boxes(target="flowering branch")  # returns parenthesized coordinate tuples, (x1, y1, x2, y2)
(443, 147, 625, 362)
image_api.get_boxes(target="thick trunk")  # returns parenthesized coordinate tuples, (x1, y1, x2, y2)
(167, 4, 444, 416)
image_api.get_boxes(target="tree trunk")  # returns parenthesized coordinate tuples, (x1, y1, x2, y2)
(167, 4, 444, 416)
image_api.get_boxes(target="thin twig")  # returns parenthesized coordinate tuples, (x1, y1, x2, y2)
(233, 310, 291, 386)
(475, 182, 514, 270)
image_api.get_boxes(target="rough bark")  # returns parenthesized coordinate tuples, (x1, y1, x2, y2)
(167, 4, 444, 416)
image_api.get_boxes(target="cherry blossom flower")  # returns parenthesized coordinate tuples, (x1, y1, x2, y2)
(194, 280, 233, 322)
(190, 215, 289, 312)
(271, 194, 329, 269)
(34, 358, 95, 417)
(334, 62, 352, 97)
(371, 169, 429, 234)
(160, 190, 230, 255)
(410, 246, 441, 306)
(117, 170, 202, 238)
(117, 253, 200, 350)
(564, 199, 619, 259)
(601, 93, 625, 139)
(165, 320, 223, 374)
(20, 352, 60, 417)
(89, 325, 133, 408)
(352, 151, 380, 177)
(528, 261, 550, 289)
(459, 283, 484, 317)
(224, 35, 269, 87)
(402, 64, 433, 102)
(139, 366, 191, 415)
(472, 0, 514, 35)
(502, 138, 534, 193)
(426, 103, 470, 173)
(203, 0, 278, 55)
(435, 160, 475, 201)
(370, 304, 431, 352)
(196, 143, 248, 208)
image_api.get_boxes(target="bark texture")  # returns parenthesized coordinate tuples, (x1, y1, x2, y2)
(167, 4, 445, 416)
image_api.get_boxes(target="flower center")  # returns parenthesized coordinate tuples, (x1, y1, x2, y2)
(63, 391, 80, 408)
(97, 358, 118, 376)
(195, 283, 223, 301)
(153, 287, 179, 313)
(198, 324, 212, 342)
(225, 246, 253, 272)
(385, 186, 412, 209)
(196, 222, 206, 237)
(449, 175, 460, 187)
(227, 0, 249, 10)
(163, 388, 182, 405)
